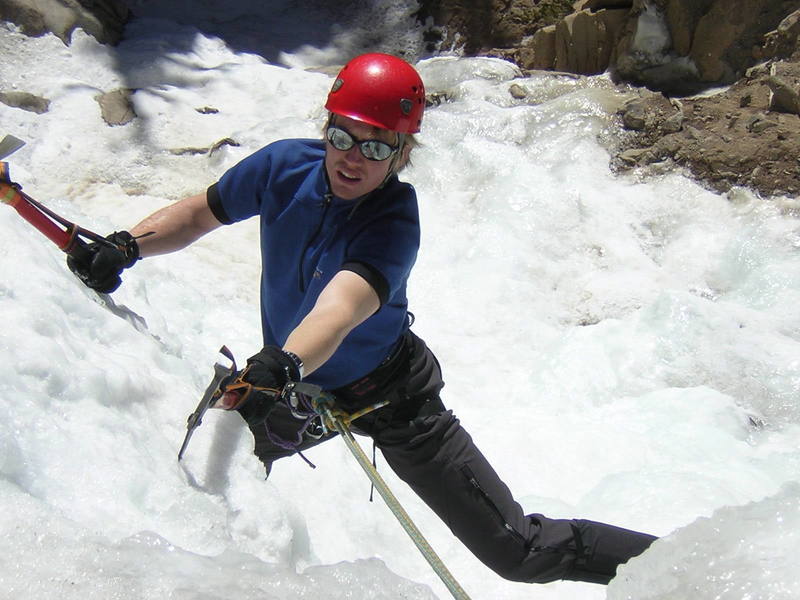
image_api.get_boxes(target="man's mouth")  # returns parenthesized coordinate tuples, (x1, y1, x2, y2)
(338, 168, 361, 182)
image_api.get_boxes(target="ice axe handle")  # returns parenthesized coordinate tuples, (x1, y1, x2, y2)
(0, 179, 77, 251)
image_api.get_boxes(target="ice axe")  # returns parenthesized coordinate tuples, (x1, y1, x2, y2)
(0, 134, 139, 259)
(0, 134, 25, 160)
(178, 345, 239, 461)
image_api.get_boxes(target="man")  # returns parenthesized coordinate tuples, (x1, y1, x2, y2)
(68, 52, 656, 584)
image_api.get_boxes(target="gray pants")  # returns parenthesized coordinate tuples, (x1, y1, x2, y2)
(248, 331, 656, 584)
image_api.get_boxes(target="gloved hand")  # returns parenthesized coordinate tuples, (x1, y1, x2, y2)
(234, 346, 302, 425)
(67, 231, 140, 293)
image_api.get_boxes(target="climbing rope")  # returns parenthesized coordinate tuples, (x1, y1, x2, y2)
(304, 389, 472, 600)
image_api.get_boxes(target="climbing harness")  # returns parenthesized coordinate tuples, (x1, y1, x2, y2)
(181, 348, 471, 599)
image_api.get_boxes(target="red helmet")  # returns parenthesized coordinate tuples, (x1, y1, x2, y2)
(325, 53, 425, 134)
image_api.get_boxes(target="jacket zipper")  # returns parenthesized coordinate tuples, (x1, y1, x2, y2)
(299, 192, 332, 293)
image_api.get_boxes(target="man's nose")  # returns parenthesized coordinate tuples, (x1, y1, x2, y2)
(344, 144, 364, 162)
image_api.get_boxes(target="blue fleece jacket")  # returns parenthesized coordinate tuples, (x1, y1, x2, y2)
(210, 138, 419, 389)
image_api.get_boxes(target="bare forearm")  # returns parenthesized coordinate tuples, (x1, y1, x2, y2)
(131, 193, 221, 257)
(283, 311, 350, 376)
(282, 270, 380, 378)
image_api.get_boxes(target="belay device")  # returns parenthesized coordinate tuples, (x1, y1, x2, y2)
(182, 347, 473, 600)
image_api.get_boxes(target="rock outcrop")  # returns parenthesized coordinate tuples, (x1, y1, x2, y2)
(415, 0, 575, 54)
(0, 90, 50, 114)
(0, 0, 128, 45)
(614, 58, 800, 197)
(1, 0, 798, 197)
(422, 0, 799, 94)
(421, 0, 800, 197)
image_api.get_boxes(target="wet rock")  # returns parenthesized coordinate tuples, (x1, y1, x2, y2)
(509, 83, 528, 99)
(619, 147, 653, 164)
(760, 9, 800, 60)
(0, 0, 129, 45)
(747, 118, 778, 134)
(0, 90, 50, 114)
(613, 60, 800, 197)
(96, 89, 136, 126)
(554, 9, 625, 74)
(662, 110, 684, 133)
(426, 91, 455, 106)
(766, 75, 800, 114)
(621, 100, 646, 130)
(422, 0, 797, 99)
(170, 138, 240, 156)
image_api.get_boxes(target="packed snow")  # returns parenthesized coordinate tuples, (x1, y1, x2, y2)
(1, 3, 798, 599)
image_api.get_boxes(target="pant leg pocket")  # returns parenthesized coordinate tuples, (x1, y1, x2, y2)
(458, 463, 529, 547)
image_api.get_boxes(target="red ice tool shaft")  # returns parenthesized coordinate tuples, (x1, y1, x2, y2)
(1, 161, 104, 253)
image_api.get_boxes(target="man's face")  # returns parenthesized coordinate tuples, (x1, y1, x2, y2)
(324, 115, 397, 200)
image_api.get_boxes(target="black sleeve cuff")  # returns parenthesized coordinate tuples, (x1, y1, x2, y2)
(206, 182, 233, 225)
(342, 261, 389, 306)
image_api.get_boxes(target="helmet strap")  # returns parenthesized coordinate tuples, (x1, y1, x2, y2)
(380, 133, 406, 188)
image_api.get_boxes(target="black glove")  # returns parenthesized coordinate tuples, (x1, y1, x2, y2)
(235, 346, 301, 426)
(67, 231, 140, 293)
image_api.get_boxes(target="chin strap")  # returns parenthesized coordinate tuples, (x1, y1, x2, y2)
(380, 132, 406, 187)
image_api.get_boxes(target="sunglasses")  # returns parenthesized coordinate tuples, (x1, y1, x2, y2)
(325, 126, 398, 161)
